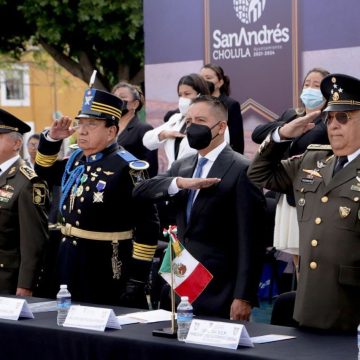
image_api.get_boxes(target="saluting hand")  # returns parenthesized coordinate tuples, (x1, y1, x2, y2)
(279, 110, 321, 140)
(49, 116, 76, 140)
(176, 177, 221, 190)
(158, 130, 185, 141)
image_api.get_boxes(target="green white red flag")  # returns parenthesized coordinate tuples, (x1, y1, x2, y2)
(159, 225, 213, 303)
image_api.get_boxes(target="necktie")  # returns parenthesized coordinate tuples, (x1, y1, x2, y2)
(333, 156, 348, 175)
(186, 157, 208, 222)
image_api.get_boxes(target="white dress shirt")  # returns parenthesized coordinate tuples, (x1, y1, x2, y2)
(0, 155, 20, 175)
(168, 141, 227, 196)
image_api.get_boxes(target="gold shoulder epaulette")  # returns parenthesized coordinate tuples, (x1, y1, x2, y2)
(307, 144, 332, 151)
(20, 165, 37, 180)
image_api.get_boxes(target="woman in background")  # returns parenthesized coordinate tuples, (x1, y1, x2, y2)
(143, 73, 212, 169)
(251, 67, 330, 274)
(200, 63, 244, 154)
(112, 82, 158, 177)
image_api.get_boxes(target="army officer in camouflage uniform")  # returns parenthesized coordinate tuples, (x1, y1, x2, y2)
(248, 74, 360, 332)
(35, 87, 159, 308)
(0, 109, 48, 296)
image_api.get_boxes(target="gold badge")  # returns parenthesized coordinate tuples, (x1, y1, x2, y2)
(303, 169, 322, 178)
(331, 77, 336, 83)
(3, 184, 14, 191)
(33, 183, 46, 205)
(339, 206, 351, 218)
(8, 166, 16, 175)
(103, 171, 114, 176)
(129, 169, 146, 186)
(332, 92, 339, 101)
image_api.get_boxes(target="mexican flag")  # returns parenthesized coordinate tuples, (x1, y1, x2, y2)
(159, 226, 213, 304)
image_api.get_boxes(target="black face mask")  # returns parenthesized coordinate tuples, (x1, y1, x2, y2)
(186, 122, 220, 150)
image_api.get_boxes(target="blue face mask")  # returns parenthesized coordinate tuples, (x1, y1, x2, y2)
(300, 88, 324, 109)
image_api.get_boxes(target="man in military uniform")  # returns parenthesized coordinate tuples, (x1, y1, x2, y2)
(248, 73, 360, 332)
(35, 86, 159, 308)
(0, 109, 48, 296)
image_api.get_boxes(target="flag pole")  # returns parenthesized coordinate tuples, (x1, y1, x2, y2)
(152, 225, 177, 338)
(169, 233, 176, 333)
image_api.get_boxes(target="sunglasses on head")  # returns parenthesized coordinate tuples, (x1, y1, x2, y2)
(322, 112, 352, 126)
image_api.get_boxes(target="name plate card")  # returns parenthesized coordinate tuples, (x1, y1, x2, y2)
(63, 305, 121, 332)
(0, 297, 34, 320)
(185, 319, 253, 349)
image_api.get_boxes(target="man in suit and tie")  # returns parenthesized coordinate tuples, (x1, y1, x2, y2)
(133, 95, 266, 320)
(248, 73, 360, 332)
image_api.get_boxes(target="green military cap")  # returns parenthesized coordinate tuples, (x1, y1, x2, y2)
(0, 108, 31, 134)
(321, 74, 360, 112)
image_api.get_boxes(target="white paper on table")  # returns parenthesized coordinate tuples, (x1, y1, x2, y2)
(28, 301, 58, 313)
(116, 316, 140, 326)
(0, 297, 34, 320)
(185, 319, 254, 349)
(121, 309, 176, 323)
(251, 334, 296, 343)
(63, 305, 121, 332)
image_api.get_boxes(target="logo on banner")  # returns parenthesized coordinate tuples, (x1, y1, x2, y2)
(212, 0, 290, 60)
(233, 0, 266, 25)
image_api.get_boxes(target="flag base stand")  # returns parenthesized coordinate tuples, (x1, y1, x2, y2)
(152, 327, 177, 338)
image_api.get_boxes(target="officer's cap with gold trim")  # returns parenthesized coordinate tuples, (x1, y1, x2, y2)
(76, 88, 124, 124)
(0, 108, 31, 134)
(321, 74, 360, 112)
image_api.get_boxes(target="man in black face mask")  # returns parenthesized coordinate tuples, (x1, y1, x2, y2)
(133, 95, 266, 321)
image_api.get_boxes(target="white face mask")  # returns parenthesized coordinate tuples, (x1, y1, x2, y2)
(300, 88, 324, 109)
(178, 97, 192, 115)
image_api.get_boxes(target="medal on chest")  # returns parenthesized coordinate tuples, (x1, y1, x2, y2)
(93, 180, 106, 203)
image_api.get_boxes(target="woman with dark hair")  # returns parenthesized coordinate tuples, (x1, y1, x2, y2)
(143, 73, 216, 169)
(112, 82, 158, 177)
(200, 63, 244, 153)
(251, 67, 330, 271)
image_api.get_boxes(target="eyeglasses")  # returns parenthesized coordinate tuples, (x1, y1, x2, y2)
(322, 112, 352, 126)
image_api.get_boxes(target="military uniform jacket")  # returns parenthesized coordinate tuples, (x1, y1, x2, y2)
(248, 136, 360, 331)
(35, 135, 159, 283)
(134, 145, 266, 317)
(0, 159, 48, 293)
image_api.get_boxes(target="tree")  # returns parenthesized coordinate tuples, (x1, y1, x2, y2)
(0, 0, 144, 91)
